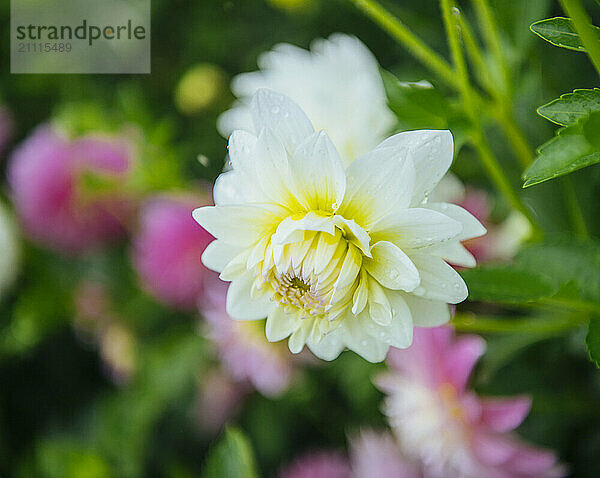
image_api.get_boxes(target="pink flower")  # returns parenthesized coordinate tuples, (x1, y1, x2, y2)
(279, 450, 351, 478)
(349, 430, 420, 478)
(132, 193, 215, 309)
(375, 326, 565, 478)
(8, 125, 134, 253)
(200, 278, 298, 397)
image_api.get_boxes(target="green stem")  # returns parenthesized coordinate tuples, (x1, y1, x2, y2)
(440, 0, 542, 235)
(452, 313, 588, 334)
(561, 176, 588, 237)
(455, 11, 495, 94)
(472, 0, 512, 95)
(560, 0, 600, 77)
(455, 8, 534, 167)
(494, 109, 535, 167)
(347, 0, 459, 89)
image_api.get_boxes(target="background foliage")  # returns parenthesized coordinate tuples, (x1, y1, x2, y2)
(1, 0, 600, 476)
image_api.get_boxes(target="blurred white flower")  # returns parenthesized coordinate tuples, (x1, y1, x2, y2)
(218, 33, 395, 166)
(194, 89, 484, 362)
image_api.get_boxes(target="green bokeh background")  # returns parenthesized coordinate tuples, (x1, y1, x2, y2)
(1, 0, 600, 476)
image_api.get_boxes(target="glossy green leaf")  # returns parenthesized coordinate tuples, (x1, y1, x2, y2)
(201, 428, 259, 478)
(586, 316, 600, 368)
(537, 89, 600, 126)
(530, 17, 600, 51)
(460, 266, 557, 303)
(523, 133, 600, 187)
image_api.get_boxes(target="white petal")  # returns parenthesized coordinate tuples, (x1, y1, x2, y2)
(192, 205, 280, 247)
(306, 323, 346, 360)
(409, 253, 468, 303)
(352, 269, 369, 315)
(289, 319, 312, 354)
(266, 307, 298, 342)
(338, 146, 415, 229)
(201, 240, 243, 273)
(332, 215, 372, 257)
(217, 103, 254, 137)
(271, 212, 335, 245)
(402, 293, 451, 327)
(377, 130, 454, 205)
(425, 202, 486, 241)
(424, 241, 477, 268)
(289, 130, 346, 212)
(226, 270, 274, 320)
(228, 129, 258, 172)
(213, 171, 248, 205)
(381, 291, 414, 348)
(363, 241, 420, 292)
(370, 207, 462, 249)
(250, 89, 314, 154)
(367, 275, 392, 326)
(344, 314, 390, 363)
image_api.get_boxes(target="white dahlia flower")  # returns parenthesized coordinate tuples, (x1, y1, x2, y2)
(217, 33, 395, 166)
(194, 89, 485, 362)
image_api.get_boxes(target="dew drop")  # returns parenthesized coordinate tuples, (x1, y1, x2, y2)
(271, 106, 280, 114)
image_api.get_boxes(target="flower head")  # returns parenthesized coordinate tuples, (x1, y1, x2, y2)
(375, 326, 566, 478)
(132, 193, 215, 309)
(218, 34, 395, 166)
(8, 125, 134, 253)
(195, 89, 484, 362)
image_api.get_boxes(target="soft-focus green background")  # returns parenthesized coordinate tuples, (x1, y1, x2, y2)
(1, 0, 600, 476)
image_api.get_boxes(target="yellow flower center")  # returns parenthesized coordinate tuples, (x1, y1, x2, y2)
(260, 227, 361, 322)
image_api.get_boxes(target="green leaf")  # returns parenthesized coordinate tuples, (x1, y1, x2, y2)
(201, 427, 259, 478)
(523, 133, 600, 187)
(462, 239, 600, 312)
(583, 110, 600, 149)
(537, 89, 600, 126)
(381, 70, 471, 150)
(460, 266, 558, 303)
(530, 17, 600, 51)
(586, 316, 600, 367)
(516, 241, 600, 305)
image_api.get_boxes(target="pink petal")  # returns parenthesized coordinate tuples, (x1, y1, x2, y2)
(444, 334, 486, 392)
(504, 445, 564, 477)
(471, 431, 521, 467)
(480, 396, 532, 432)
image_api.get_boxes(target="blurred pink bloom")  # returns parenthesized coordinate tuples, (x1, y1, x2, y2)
(279, 450, 351, 478)
(375, 326, 565, 478)
(350, 430, 420, 478)
(194, 369, 250, 435)
(200, 278, 298, 397)
(0, 107, 14, 157)
(132, 194, 215, 309)
(8, 125, 134, 253)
